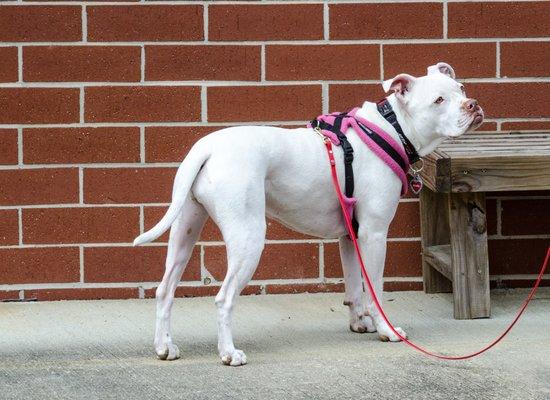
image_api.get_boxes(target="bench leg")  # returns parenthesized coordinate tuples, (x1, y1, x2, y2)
(420, 189, 452, 293)
(448, 192, 491, 319)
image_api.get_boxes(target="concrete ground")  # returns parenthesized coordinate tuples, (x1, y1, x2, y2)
(0, 289, 549, 400)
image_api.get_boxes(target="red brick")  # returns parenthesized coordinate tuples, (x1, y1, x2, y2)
(208, 85, 322, 122)
(88, 5, 203, 42)
(324, 241, 422, 278)
(329, 84, 384, 112)
(501, 121, 550, 131)
(388, 202, 420, 238)
(24, 46, 141, 82)
(0, 129, 18, 165)
(466, 83, 550, 118)
(26, 288, 139, 301)
(266, 219, 313, 240)
(204, 243, 319, 281)
(209, 4, 323, 41)
(501, 199, 550, 236)
(85, 86, 201, 123)
(384, 43, 496, 79)
(146, 45, 261, 81)
(330, 3, 442, 40)
(84, 168, 176, 204)
(0, 6, 81, 42)
(477, 122, 498, 132)
(145, 126, 220, 163)
(0, 88, 79, 124)
(23, 207, 139, 244)
(266, 45, 379, 81)
(0, 291, 20, 301)
(265, 282, 344, 295)
(448, 2, 550, 38)
(201, 219, 223, 242)
(0, 247, 79, 284)
(384, 281, 423, 292)
(0, 168, 78, 206)
(501, 42, 550, 77)
(489, 239, 549, 275)
(24, 127, 140, 164)
(84, 246, 200, 283)
(0, 209, 18, 245)
(0, 47, 18, 82)
(144, 206, 171, 243)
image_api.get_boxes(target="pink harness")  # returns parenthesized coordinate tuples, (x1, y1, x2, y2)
(308, 107, 411, 224)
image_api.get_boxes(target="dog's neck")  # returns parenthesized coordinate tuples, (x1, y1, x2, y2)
(357, 95, 445, 157)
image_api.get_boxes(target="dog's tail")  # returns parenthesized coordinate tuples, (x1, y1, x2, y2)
(133, 139, 210, 246)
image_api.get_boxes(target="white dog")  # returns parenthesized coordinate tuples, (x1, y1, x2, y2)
(134, 62, 484, 366)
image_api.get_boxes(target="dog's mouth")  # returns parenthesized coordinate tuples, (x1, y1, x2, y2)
(468, 110, 484, 131)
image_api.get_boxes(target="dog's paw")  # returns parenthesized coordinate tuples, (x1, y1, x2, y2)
(221, 349, 247, 367)
(155, 342, 180, 361)
(377, 326, 407, 342)
(350, 315, 376, 333)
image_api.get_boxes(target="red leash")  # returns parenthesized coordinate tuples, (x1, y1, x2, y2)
(323, 138, 550, 360)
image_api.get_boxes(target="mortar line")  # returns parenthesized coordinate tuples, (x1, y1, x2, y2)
(139, 126, 145, 163)
(322, 83, 329, 113)
(496, 41, 501, 78)
(379, 43, 384, 80)
(140, 45, 145, 82)
(319, 242, 325, 279)
(201, 86, 208, 122)
(18, 208, 23, 246)
(17, 128, 23, 165)
(442, 0, 448, 39)
(79, 246, 84, 283)
(82, 5, 88, 42)
(323, 1, 329, 41)
(260, 44, 266, 82)
(2, 37, 550, 46)
(203, 3, 209, 42)
(17, 46, 23, 82)
(79, 87, 85, 123)
(78, 167, 84, 204)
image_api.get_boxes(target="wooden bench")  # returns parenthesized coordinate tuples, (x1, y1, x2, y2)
(419, 132, 550, 319)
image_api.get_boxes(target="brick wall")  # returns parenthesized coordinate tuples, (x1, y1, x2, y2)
(0, 1, 549, 301)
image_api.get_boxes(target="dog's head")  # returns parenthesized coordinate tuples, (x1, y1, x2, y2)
(383, 62, 484, 139)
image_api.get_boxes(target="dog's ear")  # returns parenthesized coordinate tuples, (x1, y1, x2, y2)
(382, 74, 416, 99)
(427, 62, 456, 79)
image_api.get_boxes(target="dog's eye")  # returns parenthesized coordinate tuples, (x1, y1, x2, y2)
(434, 96, 444, 104)
(460, 85, 465, 93)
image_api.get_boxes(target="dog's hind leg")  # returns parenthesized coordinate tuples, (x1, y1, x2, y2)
(339, 236, 376, 333)
(154, 195, 208, 361)
(211, 201, 266, 366)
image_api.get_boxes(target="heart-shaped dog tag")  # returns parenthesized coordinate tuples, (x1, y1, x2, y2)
(410, 177, 423, 194)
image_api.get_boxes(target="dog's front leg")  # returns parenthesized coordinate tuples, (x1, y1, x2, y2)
(358, 228, 407, 342)
(339, 236, 375, 333)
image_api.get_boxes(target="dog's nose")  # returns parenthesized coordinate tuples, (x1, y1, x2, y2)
(463, 98, 479, 112)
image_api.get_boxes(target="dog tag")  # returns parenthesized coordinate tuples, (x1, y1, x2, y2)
(410, 175, 423, 195)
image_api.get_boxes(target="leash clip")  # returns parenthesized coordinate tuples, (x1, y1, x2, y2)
(313, 125, 330, 144)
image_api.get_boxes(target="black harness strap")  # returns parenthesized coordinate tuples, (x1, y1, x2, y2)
(312, 116, 359, 235)
(376, 99, 420, 164)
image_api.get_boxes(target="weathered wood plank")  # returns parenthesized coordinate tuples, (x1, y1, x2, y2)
(421, 133, 550, 193)
(419, 189, 452, 293)
(448, 192, 490, 319)
(424, 245, 452, 280)
(450, 156, 550, 192)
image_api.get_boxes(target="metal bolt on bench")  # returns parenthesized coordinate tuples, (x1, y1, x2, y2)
(419, 132, 550, 319)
